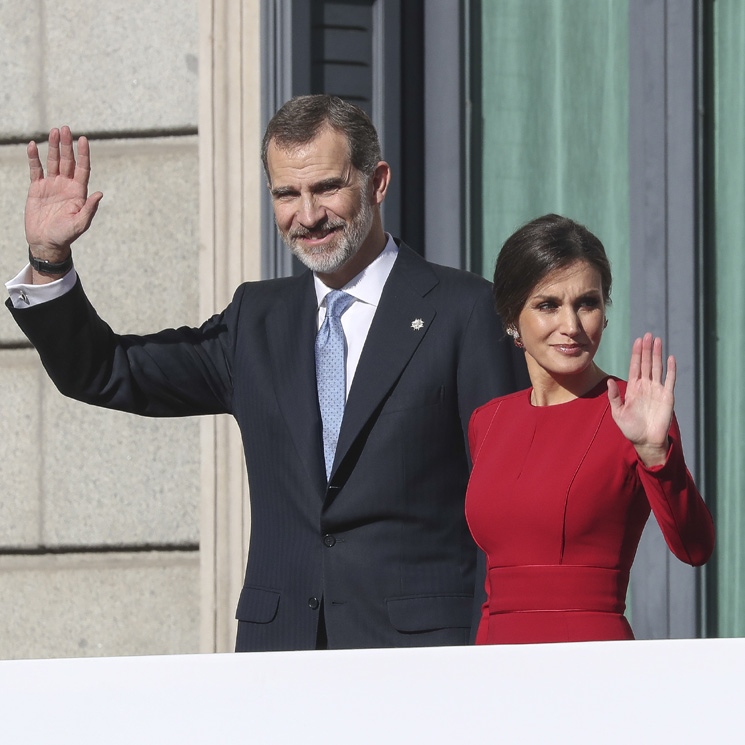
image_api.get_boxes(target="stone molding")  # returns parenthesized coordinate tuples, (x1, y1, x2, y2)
(198, 0, 262, 653)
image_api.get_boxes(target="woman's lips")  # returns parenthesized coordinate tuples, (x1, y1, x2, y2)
(552, 344, 584, 355)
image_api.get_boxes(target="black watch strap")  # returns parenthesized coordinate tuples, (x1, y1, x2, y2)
(28, 246, 73, 275)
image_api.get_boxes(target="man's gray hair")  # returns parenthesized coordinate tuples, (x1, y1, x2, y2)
(261, 95, 382, 181)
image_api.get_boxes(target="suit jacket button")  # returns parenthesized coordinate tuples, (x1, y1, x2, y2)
(308, 597, 320, 610)
(323, 534, 336, 547)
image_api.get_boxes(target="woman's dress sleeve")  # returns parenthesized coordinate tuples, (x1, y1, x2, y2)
(636, 416, 715, 566)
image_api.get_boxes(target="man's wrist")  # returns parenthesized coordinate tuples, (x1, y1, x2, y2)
(28, 246, 73, 276)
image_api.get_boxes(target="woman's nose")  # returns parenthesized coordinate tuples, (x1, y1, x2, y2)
(559, 308, 580, 336)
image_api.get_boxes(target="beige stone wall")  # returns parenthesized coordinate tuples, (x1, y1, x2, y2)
(0, 0, 201, 659)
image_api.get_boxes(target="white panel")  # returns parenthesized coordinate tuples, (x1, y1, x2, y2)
(0, 639, 741, 743)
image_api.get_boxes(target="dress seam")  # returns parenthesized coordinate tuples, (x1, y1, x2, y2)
(559, 400, 610, 563)
(473, 400, 504, 463)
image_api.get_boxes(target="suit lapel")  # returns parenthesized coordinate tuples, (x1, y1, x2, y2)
(332, 245, 438, 479)
(266, 273, 327, 498)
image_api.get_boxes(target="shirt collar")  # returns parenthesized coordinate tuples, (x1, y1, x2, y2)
(314, 234, 399, 309)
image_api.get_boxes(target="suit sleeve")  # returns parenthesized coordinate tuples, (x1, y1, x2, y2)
(6, 276, 235, 417)
(638, 416, 715, 566)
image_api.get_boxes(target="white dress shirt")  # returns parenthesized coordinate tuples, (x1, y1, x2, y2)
(6, 264, 78, 308)
(314, 234, 398, 397)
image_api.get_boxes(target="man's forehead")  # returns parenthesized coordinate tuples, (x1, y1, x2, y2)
(266, 129, 355, 184)
(269, 126, 350, 159)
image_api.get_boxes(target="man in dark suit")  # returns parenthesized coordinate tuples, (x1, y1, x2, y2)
(7, 96, 524, 651)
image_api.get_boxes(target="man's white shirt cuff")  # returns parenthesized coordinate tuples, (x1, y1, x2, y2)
(5, 265, 78, 308)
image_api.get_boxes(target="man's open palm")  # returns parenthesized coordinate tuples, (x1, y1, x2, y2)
(26, 126, 103, 255)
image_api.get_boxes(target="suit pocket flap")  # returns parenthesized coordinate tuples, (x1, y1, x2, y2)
(386, 594, 472, 632)
(235, 585, 280, 624)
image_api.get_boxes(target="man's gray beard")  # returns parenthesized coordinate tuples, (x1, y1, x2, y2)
(281, 194, 374, 275)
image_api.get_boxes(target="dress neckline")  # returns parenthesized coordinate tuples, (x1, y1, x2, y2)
(526, 376, 611, 409)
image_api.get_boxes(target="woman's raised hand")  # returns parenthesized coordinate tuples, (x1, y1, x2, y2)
(607, 333, 676, 467)
(25, 126, 103, 261)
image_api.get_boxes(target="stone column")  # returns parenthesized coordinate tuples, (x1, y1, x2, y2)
(198, 0, 263, 653)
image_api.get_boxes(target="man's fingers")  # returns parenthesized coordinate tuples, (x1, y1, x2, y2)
(75, 192, 104, 232)
(46, 128, 61, 177)
(31, 127, 90, 186)
(27, 141, 44, 182)
(85, 191, 104, 215)
(73, 136, 92, 187)
(59, 126, 76, 179)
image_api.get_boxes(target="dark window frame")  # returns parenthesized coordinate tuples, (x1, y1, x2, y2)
(260, 0, 708, 639)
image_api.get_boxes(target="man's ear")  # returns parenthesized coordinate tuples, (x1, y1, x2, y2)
(370, 161, 391, 205)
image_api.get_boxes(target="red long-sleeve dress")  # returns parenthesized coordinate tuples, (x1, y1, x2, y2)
(465, 378, 715, 644)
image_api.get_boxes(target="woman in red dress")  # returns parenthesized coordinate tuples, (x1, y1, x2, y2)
(466, 214, 714, 644)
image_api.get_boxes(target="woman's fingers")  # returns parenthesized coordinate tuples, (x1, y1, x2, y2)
(665, 354, 677, 394)
(639, 332, 653, 379)
(631, 334, 675, 388)
(607, 377, 622, 409)
(651, 336, 664, 383)
(628, 336, 642, 381)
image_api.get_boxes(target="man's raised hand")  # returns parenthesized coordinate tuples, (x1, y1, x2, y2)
(25, 126, 103, 262)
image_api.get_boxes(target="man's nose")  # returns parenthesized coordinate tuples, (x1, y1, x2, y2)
(297, 195, 325, 227)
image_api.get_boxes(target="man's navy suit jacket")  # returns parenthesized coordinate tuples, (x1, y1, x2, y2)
(8, 241, 525, 651)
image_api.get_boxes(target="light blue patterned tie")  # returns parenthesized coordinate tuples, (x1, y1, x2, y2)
(316, 290, 355, 479)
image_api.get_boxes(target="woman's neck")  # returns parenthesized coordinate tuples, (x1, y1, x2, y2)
(527, 362, 607, 406)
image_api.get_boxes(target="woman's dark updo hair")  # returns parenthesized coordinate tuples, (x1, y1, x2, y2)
(493, 214, 612, 330)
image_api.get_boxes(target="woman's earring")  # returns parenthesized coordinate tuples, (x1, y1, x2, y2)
(507, 325, 524, 349)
